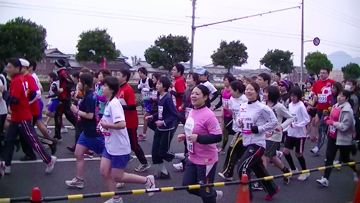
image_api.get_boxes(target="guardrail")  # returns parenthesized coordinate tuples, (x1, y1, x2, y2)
(0, 162, 359, 203)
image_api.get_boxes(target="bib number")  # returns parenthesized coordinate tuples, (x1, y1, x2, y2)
(233, 109, 239, 119)
(185, 107, 192, 118)
(158, 106, 164, 120)
(97, 121, 110, 136)
(318, 94, 327, 104)
(185, 118, 195, 153)
(242, 117, 253, 135)
(329, 125, 336, 137)
(222, 99, 229, 107)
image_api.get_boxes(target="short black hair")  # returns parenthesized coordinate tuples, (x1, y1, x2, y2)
(29, 60, 37, 71)
(195, 84, 211, 107)
(0, 61, 5, 73)
(289, 86, 302, 101)
(48, 72, 58, 81)
(264, 86, 280, 104)
(152, 73, 161, 81)
(258, 73, 271, 85)
(8, 58, 22, 69)
(174, 64, 185, 75)
(276, 73, 281, 77)
(320, 67, 330, 74)
(138, 67, 148, 76)
(230, 80, 245, 94)
(119, 69, 131, 82)
(347, 79, 357, 86)
(158, 77, 171, 92)
(103, 76, 119, 98)
(72, 72, 80, 79)
(305, 81, 313, 86)
(99, 69, 111, 78)
(187, 72, 200, 85)
(224, 73, 236, 83)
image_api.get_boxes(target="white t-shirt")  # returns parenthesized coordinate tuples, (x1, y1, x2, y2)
(201, 81, 217, 97)
(0, 76, 7, 115)
(99, 97, 131, 156)
(228, 94, 248, 132)
(287, 101, 310, 138)
(31, 73, 43, 92)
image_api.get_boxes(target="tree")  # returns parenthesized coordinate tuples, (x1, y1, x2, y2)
(0, 17, 47, 62)
(260, 49, 293, 73)
(342, 63, 360, 79)
(76, 28, 119, 64)
(144, 34, 191, 70)
(304, 52, 333, 75)
(211, 40, 248, 72)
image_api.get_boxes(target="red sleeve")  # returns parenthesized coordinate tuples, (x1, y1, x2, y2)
(175, 78, 186, 94)
(311, 81, 318, 94)
(11, 79, 23, 99)
(125, 86, 136, 105)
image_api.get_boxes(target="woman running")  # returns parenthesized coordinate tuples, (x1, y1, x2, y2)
(178, 84, 223, 203)
(262, 86, 293, 185)
(98, 76, 155, 203)
(235, 82, 279, 201)
(316, 90, 358, 186)
(304, 81, 317, 140)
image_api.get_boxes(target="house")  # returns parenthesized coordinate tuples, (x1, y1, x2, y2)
(130, 61, 168, 83)
(36, 48, 69, 76)
(288, 66, 309, 83)
(329, 70, 344, 82)
(233, 68, 272, 80)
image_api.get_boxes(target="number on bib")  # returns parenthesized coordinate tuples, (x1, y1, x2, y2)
(185, 118, 195, 153)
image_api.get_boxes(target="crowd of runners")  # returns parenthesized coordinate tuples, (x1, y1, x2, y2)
(0, 58, 359, 203)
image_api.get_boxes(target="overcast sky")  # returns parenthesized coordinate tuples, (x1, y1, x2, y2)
(0, 0, 359, 69)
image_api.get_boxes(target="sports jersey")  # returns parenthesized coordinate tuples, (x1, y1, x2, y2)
(57, 68, 74, 101)
(80, 91, 100, 138)
(117, 83, 138, 128)
(155, 93, 178, 131)
(235, 100, 277, 148)
(31, 73, 43, 92)
(201, 81, 217, 97)
(24, 74, 40, 116)
(266, 103, 293, 142)
(222, 89, 232, 117)
(173, 76, 186, 112)
(138, 77, 152, 100)
(228, 94, 248, 132)
(8, 74, 32, 121)
(287, 101, 310, 138)
(311, 78, 335, 110)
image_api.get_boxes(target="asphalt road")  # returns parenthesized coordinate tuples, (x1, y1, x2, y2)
(1, 126, 358, 203)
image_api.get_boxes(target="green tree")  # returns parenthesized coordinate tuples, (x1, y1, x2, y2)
(304, 52, 333, 75)
(76, 28, 119, 64)
(260, 49, 293, 73)
(211, 40, 248, 72)
(342, 63, 360, 79)
(144, 34, 191, 70)
(0, 17, 47, 62)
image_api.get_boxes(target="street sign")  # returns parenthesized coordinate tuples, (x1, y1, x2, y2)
(313, 37, 320, 46)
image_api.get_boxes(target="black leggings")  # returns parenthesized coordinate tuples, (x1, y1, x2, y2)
(221, 134, 244, 177)
(54, 101, 77, 139)
(0, 114, 7, 155)
(324, 136, 356, 179)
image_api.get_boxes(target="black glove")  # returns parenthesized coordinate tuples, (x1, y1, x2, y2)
(251, 126, 259, 134)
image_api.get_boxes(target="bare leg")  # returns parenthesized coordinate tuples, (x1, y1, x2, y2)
(100, 157, 117, 194)
(142, 112, 149, 134)
(36, 120, 52, 139)
(74, 144, 88, 180)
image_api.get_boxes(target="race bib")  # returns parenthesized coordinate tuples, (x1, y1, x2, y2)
(222, 99, 229, 107)
(185, 118, 195, 153)
(185, 107, 192, 118)
(96, 120, 110, 136)
(158, 106, 164, 120)
(329, 125, 336, 137)
(232, 109, 239, 119)
(304, 92, 310, 101)
(150, 90, 158, 99)
(292, 114, 298, 123)
(242, 117, 253, 135)
(318, 94, 327, 104)
(141, 89, 150, 99)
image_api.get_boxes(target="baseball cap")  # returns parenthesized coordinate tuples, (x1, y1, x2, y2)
(19, 58, 30, 67)
(197, 69, 208, 75)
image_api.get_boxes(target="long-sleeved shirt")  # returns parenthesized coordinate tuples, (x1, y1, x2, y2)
(57, 67, 74, 101)
(235, 100, 277, 148)
(228, 94, 248, 132)
(266, 102, 293, 142)
(287, 101, 310, 138)
(152, 93, 178, 131)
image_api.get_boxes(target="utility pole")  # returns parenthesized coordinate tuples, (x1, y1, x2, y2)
(300, 0, 304, 84)
(190, 0, 196, 72)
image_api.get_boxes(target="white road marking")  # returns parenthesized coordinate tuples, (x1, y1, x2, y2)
(36, 124, 184, 129)
(11, 153, 185, 164)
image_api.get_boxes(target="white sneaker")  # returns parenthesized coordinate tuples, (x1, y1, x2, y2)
(4, 165, 11, 174)
(218, 172, 234, 181)
(65, 177, 84, 189)
(298, 173, 310, 181)
(61, 127, 68, 133)
(290, 168, 299, 174)
(316, 177, 329, 187)
(333, 160, 341, 170)
(354, 172, 359, 182)
(104, 197, 123, 203)
(45, 156, 57, 174)
(276, 150, 283, 159)
(216, 190, 223, 200)
(145, 175, 156, 196)
(172, 162, 184, 171)
(116, 183, 125, 189)
(310, 146, 319, 155)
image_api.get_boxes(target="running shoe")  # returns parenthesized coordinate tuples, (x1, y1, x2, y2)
(84, 150, 94, 158)
(45, 156, 57, 174)
(310, 146, 319, 155)
(218, 148, 226, 155)
(67, 145, 75, 153)
(333, 160, 341, 171)
(265, 186, 280, 201)
(252, 182, 263, 191)
(4, 165, 10, 174)
(311, 137, 318, 142)
(134, 163, 151, 172)
(144, 175, 156, 196)
(154, 172, 171, 180)
(298, 173, 310, 181)
(65, 177, 84, 189)
(61, 127, 68, 133)
(53, 136, 62, 142)
(116, 183, 125, 189)
(218, 172, 234, 181)
(172, 159, 186, 172)
(137, 134, 147, 141)
(316, 177, 329, 187)
(216, 190, 223, 200)
(104, 197, 123, 203)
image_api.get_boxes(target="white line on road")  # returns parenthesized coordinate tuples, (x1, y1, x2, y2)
(11, 153, 185, 164)
(36, 124, 184, 129)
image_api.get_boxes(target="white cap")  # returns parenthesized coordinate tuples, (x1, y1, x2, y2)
(19, 58, 30, 67)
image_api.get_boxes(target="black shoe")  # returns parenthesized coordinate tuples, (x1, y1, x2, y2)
(283, 177, 290, 185)
(14, 139, 20, 152)
(154, 172, 171, 180)
(252, 182, 263, 191)
(50, 140, 57, 155)
(19, 156, 37, 161)
(66, 146, 75, 153)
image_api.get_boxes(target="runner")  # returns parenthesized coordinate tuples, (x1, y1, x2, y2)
(178, 84, 223, 203)
(146, 73, 161, 133)
(274, 73, 281, 84)
(95, 69, 112, 119)
(310, 67, 335, 155)
(0, 63, 7, 155)
(262, 86, 293, 185)
(65, 73, 104, 189)
(257, 73, 271, 103)
(345, 79, 360, 142)
(54, 59, 77, 141)
(316, 90, 358, 186)
(283, 86, 311, 181)
(213, 73, 236, 154)
(235, 82, 279, 201)
(44, 72, 59, 126)
(218, 80, 247, 181)
(303, 81, 317, 140)
(278, 80, 290, 109)
(98, 76, 155, 203)
(0, 58, 57, 174)
(116, 69, 150, 172)
(145, 77, 185, 179)
(137, 67, 153, 140)
(198, 69, 218, 107)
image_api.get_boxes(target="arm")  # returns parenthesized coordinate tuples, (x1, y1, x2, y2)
(172, 79, 185, 98)
(196, 115, 222, 144)
(196, 134, 222, 144)
(1, 91, 19, 104)
(137, 80, 142, 91)
(210, 91, 218, 103)
(280, 104, 294, 129)
(63, 72, 74, 91)
(95, 94, 107, 102)
(170, 90, 184, 98)
(122, 105, 137, 110)
(293, 104, 310, 128)
(77, 110, 94, 120)
(257, 106, 278, 134)
(214, 90, 223, 109)
(333, 111, 354, 132)
(163, 96, 178, 126)
(181, 91, 186, 109)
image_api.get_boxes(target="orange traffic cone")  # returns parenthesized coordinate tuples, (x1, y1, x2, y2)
(236, 174, 250, 203)
(354, 174, 360, 203)
(30, 187, 43, 203)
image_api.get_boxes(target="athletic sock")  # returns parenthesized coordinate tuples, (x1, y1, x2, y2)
(284, 154, 296, 171)
(297, 156, 307, 170)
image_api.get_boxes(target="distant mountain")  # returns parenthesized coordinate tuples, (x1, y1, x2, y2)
(328, 51, 360, 70)
(116, 40, 206, 67)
